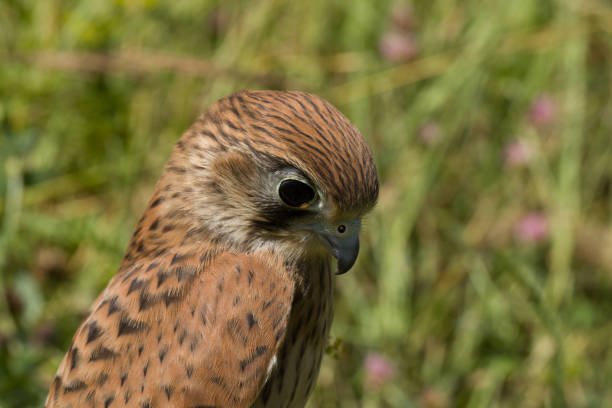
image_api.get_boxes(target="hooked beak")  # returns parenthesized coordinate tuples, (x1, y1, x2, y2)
(323, 234, 360, 275)
(319, 220, 361, 275)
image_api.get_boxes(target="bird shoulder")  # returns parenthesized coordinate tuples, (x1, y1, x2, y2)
(46, 249, 295, 408)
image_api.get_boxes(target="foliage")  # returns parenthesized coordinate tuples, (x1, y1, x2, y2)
(2, 0, 612, 406)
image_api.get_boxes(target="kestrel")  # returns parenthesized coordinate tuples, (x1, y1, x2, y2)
(46, 90, 379, 407)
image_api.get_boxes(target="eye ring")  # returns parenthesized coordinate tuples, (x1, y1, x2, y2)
(277, 178, 316, 208)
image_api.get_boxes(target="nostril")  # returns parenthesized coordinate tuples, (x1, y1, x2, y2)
(337, 224, 346, 234)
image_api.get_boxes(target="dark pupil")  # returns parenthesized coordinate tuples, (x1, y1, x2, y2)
(279, 179, 315, 207)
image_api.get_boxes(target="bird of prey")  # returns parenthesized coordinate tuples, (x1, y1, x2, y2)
(46, 90, 379, 407)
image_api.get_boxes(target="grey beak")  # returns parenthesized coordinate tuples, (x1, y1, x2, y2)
(322, 234, 360, 275)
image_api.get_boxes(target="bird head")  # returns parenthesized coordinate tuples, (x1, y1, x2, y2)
(155, 90, 378, 275)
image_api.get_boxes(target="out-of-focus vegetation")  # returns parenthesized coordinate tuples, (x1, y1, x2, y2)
(2, 0, 612, 406)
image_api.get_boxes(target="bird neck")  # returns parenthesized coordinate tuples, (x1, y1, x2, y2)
(121, 191, 333, 298)
(120, 192, 213, 268)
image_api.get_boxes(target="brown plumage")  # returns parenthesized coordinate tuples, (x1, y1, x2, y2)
(46, 90, 378, 407)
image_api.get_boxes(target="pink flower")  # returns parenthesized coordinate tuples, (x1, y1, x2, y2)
(379, 31, 418, 62)
(514, 212, 549, 243)
(364, 352, 396, 389)
(528, 95, 556, 127)
(503, 139, 534, 167)
(420, 122, 442, 145)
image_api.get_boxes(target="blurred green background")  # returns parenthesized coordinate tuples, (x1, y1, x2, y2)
(2, 0, 612, 406)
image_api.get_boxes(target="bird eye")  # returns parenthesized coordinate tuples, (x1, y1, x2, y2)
(278, 179, 316, 208)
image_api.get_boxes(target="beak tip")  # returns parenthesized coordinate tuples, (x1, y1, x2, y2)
(335, 260, 351, 275)
(333, 239, 359, 275)
(319, 227, 361, 276)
